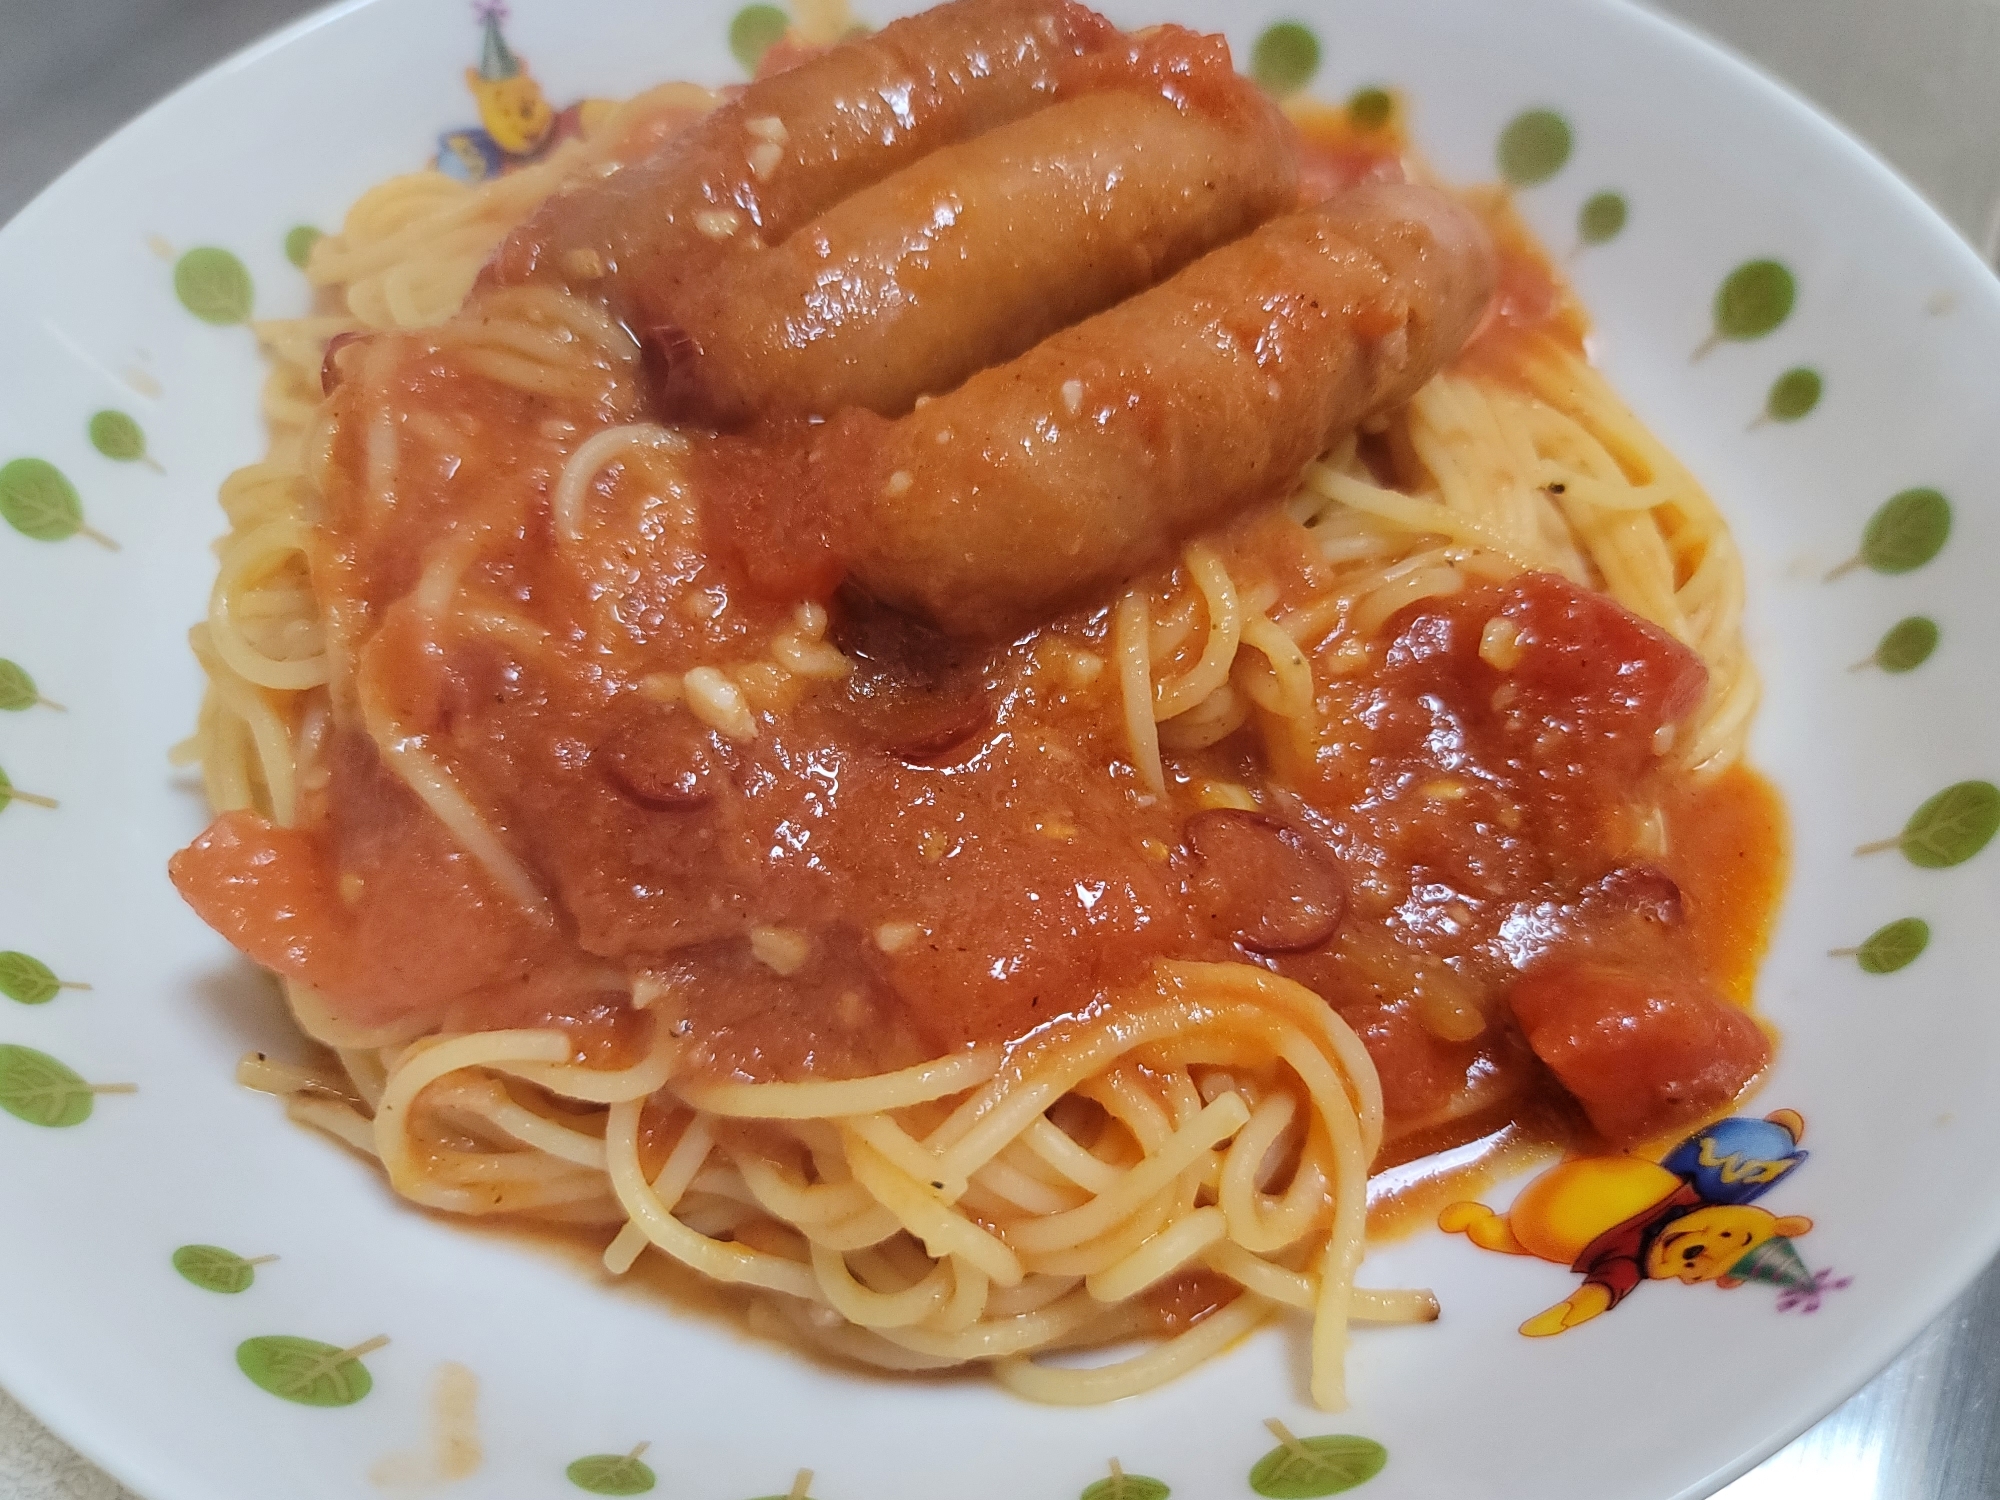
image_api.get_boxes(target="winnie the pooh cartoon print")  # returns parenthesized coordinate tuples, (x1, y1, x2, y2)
(436, 3, 603, 183)
(1440, 1111, 1845, 1336)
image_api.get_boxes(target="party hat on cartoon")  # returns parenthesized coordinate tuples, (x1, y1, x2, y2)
(475, 1, 521, 81)
(1729, 1237, 1850, 1314)
(1728, 1236, 1809, 1290)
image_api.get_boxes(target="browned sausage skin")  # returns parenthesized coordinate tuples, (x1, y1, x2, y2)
(821, 182, 1498, 637)
(483, 0, 1117, 307)
(655, 71, 1300, 424)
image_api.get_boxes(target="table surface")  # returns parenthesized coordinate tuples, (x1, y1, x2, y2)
(4, 1, 1999, 1496)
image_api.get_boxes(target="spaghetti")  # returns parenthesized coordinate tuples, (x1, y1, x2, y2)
(1115, 335, 1757, 789)
(174, 9, 1776, 1416)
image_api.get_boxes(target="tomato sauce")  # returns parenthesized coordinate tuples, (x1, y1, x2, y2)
(171, 85, 1788, 1181)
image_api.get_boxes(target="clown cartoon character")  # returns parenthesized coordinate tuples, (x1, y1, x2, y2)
(1439, 1110, 1845, 1336)
(436, 3, 603, 183)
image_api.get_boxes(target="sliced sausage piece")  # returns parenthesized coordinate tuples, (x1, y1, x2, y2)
(1185, 809, 1347, 953)
(822, 181, 1498, 637)
(831, 598, 998, 763)
(1508, 961, 1770, 1147)
(659, 54, 1299, 423)
(482, 0, 1117, 318)
(596, 700, 718, 809)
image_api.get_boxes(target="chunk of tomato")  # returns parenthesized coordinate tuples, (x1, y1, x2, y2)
(1498, 573, 1708, 737)
(169, 812, 345, 982)
(1508, 960, 1768, 1146)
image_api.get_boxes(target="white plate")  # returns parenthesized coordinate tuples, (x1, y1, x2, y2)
(1, 1, 1997, 1497)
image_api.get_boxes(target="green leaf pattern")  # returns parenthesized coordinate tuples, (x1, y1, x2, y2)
(1870, 616, 1939, 674)
(173, 248, 253, 325)
(0, 953, 65, 1005)
(173, 1244, 262, 1294)
(1764, 367, 1822, 423)
(1859, 488, 1952, 575)
(87, 411, 146, 463)
(1249, 1432, 1389, 1497)
(1082, 1467, 1171, 1500)
(1711, 259, 1796, 343)
(284, 225, 323, 269)
(0, 764, 58, 814)
(1345, 88, 1391, 131)
(1766, 143, 1967, 990)
(1251, 22, 1320, 95)
(1848, 918, 1931, 975)
(567, 1452, 657, 1495)
(1894, 781, 2000, 869)
(0, 1044, 95, 1127)
(0, 661, 36, 711)
(1578, 190, 1627, 245)
(1497, 109, 1571, 186)
(235, 1335, 381, 1407)
(728, 5, 789, 73)
(0, 458, 84, 542)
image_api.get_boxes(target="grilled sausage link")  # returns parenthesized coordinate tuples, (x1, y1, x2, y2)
(821, 183, 1498, 636)
(655, 36, 1299, 423)
(482, 0, 1117, 313)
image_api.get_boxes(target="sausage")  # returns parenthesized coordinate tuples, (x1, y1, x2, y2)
(596, 700, 717, 809)
(830, 598, 999, 762)
(822, 182, 1498, 636)
(482, 0, 1117, 315)
(657, 49, 1299, 423)
(1185, 810, 1347, 953)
